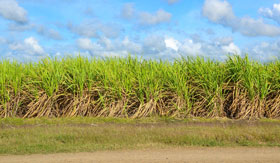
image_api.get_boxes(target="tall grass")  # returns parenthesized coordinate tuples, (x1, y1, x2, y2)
(0, 55, 280, 119)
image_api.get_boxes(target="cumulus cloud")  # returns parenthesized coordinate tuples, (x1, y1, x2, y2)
(202, 0, 280, 37)
(0, 37, 7, 44)
(167, 0, 180, 5)
(8, 22, 34, 31)
(23, 37, 44, 55)
(122, 36, 142, 53)
(98, 36, 114, 50)
(205, 28, 216, 35)
(84, 7, 95, 16)
(221, 43, 240, 55)
(163, 36, 241, 59)
(244, 41, 280, 61)
(139, 9, 172, 25)
(178, 39, 202, 55)
(36, 25, 63, 40)
(169, 36, 241, 58)
(76, 38, 102, 52)
(77, 37, 134, 57)
(143, 35, 167, 54)
(76, 34, 242, 60)
(120, 3, 172, 26)
(2, 35, 243, 61)
(76, 36, 142, 57)
(68, 22, 98, 38)
(69, 20, 122, 38)
(203, 0, 235, 23)
(9, 37, 45, 56)
(204, 36, 241, 57)
(8, 23, 62, 40)
(238, 17, 280, 37)
(121, 3, 135, 19)
(76, 38, 93, 50)
(259, 3, 280, 24)
(214, 36, 233, 45)
(165, 37, 180, 51)
(0, 0, 28, 23)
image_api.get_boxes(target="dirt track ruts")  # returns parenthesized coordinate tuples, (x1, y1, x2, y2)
(1, 147, 280, 163)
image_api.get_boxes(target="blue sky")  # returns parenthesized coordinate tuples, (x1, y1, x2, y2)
(1, 0, 280, 61)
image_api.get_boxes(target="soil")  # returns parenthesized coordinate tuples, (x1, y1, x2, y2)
(1, 147, 280, 163)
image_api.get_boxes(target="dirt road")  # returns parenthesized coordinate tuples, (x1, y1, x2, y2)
(1, 147, 280, 163)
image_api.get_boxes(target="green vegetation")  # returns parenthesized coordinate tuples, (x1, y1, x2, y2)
(1, 118, 280, 154)
(1, 55, 280, 118)
(1, 117, 261, 126)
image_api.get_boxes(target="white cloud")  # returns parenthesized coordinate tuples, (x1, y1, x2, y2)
(202, 0, 280, 37)
(174, 36, 242, 59)
(100, 24, 122, 39)
(78, 36, 143, 55)
(8, 23, 62, 40)
(178, 39, 202, 55)
(76, 38, 93, 50)
(69, 20, 122, 38)
(36, 25, 62, 40)
(76, 37, 132, 57)
(75, 34, 243, 60)
(203, 0, 235, 23)
(259, 3, 280, 24)
(205, 28, 216, 35)
(0, 37, 7, 44)
(222, 42, 240, 55)
(238, 17, 280, 37)
(121, 3, 135, 19)
(76, 36, 153, 57)
(98, 36, 114, 50)
(24, 37, 44, 55)
(2, 35, 243, 61)
(0, 0, 28, 23)
(214, 36, 233, 45)
(84, 7, 95, 16)
(68, 22, 98, 38)
(143, 35, 167, 53)
(120, 4, 172, 26)
(8, 22, 34, 31)
(244, 40, 280, 61)
(139, 9, 172, 25)
(76, 38, 102, 52)
(165, 37, 180, 51)
(9, 37, 45, 56)
(167, 0, 180, 5)
(122, 36, 142, 53)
